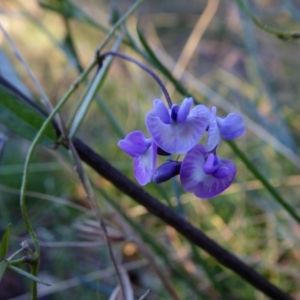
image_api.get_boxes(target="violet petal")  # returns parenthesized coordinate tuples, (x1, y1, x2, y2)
(118, 131, 151, 157)
(146, 104, 209, 154)
(133, 142, 157, 186)
(180, 144, 207, 192)
(193, 159, 236, 198)
(180, 144, 236, 198)
(209, 106, 217, 123)
(206, 117, 221, 152)
(213, 162, 232, 178)
(153, 99, 170, 124)
(217, 113, 245, 140)
(177, 97, 193, 122)
(203, 153, 219, 174)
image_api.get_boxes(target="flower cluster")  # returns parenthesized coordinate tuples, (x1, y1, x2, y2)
(118, 98, 245, 198)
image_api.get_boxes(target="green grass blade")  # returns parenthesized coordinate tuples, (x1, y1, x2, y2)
(68, 38, 122, 139)
(137, 28, 189, 96)
(0, 224, 11, 260)
(0, 50, 32, 99)
(95, 95, 125, 138)
(9, 265, 51, 286)
(191, 245, 226, 299)
(0, 261, 8, 282)
(236, 0, 300, 41)
(0, 85, 57, 146)
(98, 189, 209, 299)
(227, 140, 300, 223)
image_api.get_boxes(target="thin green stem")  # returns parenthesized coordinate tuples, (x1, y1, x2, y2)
(227, 140, 300, 224)
(95, 0, 145, 53)
(31, 264, 38, 300)
(19, 189, 39, 258)
(68, 38, 122, 139)
(66, 0, 144, 138)
(19, 52, 96, 300)
(236, 0, 300, 40)
(9, 257, 29, 266)
(19, 3, 145, 299)
(7, 248, 26, 261)
(19, 58, 95, 254)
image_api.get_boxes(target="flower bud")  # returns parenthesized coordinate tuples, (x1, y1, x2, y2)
(152, 161, 181, 184)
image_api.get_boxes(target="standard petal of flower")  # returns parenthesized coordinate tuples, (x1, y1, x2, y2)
(180, 144, 207, 192)
(153, 99, 170, 124)
(118, 131, 151, 157)
(177, 97, 193, 122)
(193, 159, 236, 198)
(217, 113, 245, 140)
(146, 104, 210, 154)
(133, 142, 157, 186)
(206, 117, 221, 152)
(146, 111, 177, 153)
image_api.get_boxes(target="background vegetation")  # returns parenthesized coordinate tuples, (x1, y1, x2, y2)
(0, 0, 300, 299)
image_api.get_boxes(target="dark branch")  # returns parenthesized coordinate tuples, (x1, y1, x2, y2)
(0, 78, 293, 300)
(73, 138, 292, 300)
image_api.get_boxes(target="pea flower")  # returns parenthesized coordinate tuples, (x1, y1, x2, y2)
(180, 144, 236, 198)
(146, 98, 210, 154)
(206, 106, 245, 152)
(118, 131, 157, 186)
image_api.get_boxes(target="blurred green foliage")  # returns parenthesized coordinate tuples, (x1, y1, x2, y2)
(0, 0, 299, 299)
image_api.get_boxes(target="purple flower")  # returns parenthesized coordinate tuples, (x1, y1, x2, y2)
(118, 131, 157, 186)
(206, 106, 245, 152)
(180, 144, 236, 198)
(146, 98, 210, 154)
